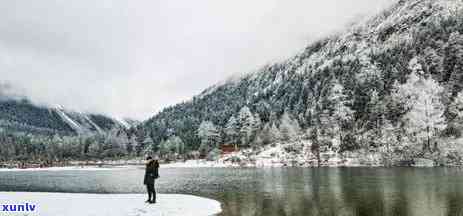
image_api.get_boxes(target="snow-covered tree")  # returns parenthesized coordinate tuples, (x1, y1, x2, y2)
(449, 58, 463, 96)
(449, 91, 463, 132)
(127, 136, 137, 156)
(159, 135, 185, 158)
(158, 139, 169, 157)
(253, 135, 263, 148)
(270, 123, 282, 143)
(392, 65, 446, 151)
(169, 136, 185, 155)
(238, 106, 257, 146)
(328, 82, 354, 148)
(423, 47, 444, 80)
(379, 118, 398, 166)
(441, 31, 463, 98)
(408, 56, 424, 76)
(369, 90, 386, 131)
(279, 112, 301, 141)
(142, 136, 155, 156)
(327, 82, 354, 122)
(259, 122, 281, 145)
(358, 59, 381, 83)
(197, 120, 219, 153)
(253, 113, 262, 132)
(224, 115, 239, 147)
(116, 131, 129, 155)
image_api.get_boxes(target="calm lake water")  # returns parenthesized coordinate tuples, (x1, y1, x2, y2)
(2, 167, 463, 216)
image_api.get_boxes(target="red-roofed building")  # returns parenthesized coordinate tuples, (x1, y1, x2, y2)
(220, 144, 238, 155)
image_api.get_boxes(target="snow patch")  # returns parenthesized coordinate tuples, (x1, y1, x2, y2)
(53, 107, 84, 133)
(83, 115, 103, 133)
(114, 117, 130, 129)
(0, 166, 131, 172)
(162, 160, 233, 168)
(0, 192, 222, 216)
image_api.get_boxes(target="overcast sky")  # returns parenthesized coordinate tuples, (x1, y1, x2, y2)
(0, 0, 393, 120)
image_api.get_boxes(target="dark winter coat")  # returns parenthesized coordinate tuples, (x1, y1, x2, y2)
(143, 160, 159, 185)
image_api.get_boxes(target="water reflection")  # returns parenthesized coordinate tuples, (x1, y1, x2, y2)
(1, 168, 463, 216)
(215, 168, 463, 216)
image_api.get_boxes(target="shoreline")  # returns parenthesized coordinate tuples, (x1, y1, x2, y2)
(0, 159, 456, 171)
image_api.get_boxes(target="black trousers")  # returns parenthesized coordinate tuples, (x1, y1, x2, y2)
(146, 181, 156, 202)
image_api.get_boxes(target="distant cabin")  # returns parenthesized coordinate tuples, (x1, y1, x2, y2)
(220, 144, 238, 155)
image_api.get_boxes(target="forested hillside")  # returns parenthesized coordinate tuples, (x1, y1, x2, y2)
(139, 0, 463, 165)
(0, 89, 139, 162)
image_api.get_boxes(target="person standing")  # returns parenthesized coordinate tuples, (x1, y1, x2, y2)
(143, 156, 159, 204)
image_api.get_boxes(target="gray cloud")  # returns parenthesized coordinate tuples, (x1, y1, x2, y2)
(0, 0, 394, 120)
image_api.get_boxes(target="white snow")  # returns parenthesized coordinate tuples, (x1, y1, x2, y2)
(53, 107, 84, 133)
(84, 115, 103, 133)
(0, 166, 132, 172)
(0, 192, 221, 216)
(114, 117, 130, 129)
(162, 160, 233, 168)
(163, 141, 387, 168)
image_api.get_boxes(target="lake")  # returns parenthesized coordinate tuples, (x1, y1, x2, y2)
(1, 167, 463, 216)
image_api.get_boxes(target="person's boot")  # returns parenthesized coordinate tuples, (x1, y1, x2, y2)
(146, 193, 152, 203)
(150, 194, 156, 204)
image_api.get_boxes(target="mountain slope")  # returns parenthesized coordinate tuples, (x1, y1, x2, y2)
(0, 98, 132, 136)
(141, 0, 463, 161)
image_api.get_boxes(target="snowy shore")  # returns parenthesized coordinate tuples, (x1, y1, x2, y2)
(163, 142, 445, 168)
(0, 166, 135, 172)
(0, 192, 221, 216)
(161, 160, 234, 168)
(1, 140, 453, 171)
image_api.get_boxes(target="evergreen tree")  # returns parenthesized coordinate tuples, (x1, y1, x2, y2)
(369, 90, 385, 131)
(444, 32, 463, 84)
(142, 136, 155, 155)
(392, 66, 446, 152)
(169, 135, 185, 155)
(422, 47, 444, 80)
(224, 116, 239, 148)
(197, 120, 219, 154)
(449, 91, 463, 134)
(269, 123, 282, 143)
(127, 136, 137, 156)
(158, 139, 169, 157)
(238, 106, 256, 147)
(279, 112, 301, 141)
(329, 82, 354, 149)
(380, 118, 397, 166)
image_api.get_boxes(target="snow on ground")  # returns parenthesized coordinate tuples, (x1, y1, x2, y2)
(163, 143, 307, 168)
(165, 141, 386, 168)
(0, 166, 134, 172)
(162, 160, 235, 168)
(0, 192, 221, 216)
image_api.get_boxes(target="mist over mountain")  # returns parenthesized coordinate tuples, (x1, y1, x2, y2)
(0, 97, 133, 136)
(0, 92, 142, 161)
(0, 0, 392, 120)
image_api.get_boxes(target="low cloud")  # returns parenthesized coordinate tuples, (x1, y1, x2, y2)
(0, 0, 394, 120)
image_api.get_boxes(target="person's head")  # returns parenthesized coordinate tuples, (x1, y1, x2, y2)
(154, 155, 159, 160)
(146, 156, 153, 161)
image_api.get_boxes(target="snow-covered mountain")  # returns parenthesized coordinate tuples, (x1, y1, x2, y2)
(0, 98, 134, 136)
(141, 0, 463, 165)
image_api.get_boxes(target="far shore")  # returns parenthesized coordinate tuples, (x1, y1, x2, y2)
(0, 159, 452, 171)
